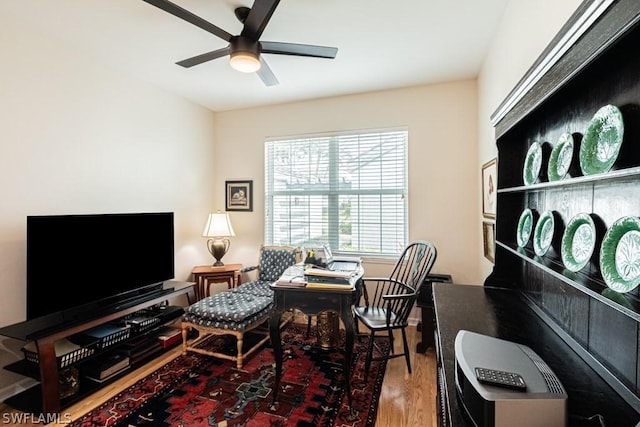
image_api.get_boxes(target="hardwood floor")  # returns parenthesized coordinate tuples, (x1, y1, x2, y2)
(375, 325, 438, 427)
(0, 325, 437, 426)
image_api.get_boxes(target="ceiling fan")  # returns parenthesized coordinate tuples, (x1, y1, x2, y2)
(143, 0, 338, 86)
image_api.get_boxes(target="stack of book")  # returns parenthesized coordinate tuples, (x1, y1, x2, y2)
(83, 352, 130, 383)
(156, 325, 182, 349)
(304, 267, 357, 289)
(118, 335, 162, 365)
(273, 264, 361, 289)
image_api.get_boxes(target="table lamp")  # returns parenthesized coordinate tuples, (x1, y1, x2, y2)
(202, 211, 235, 266)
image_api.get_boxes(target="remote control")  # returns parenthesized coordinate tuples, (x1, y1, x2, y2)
(475, 367, 527, 391)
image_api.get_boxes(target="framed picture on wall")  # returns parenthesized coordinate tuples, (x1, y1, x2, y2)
(226, 180, 253, 212)
(483, 221, 495, 263)
(482, 158, 497, 219)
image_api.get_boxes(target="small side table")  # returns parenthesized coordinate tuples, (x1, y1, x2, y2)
(191, 264, 242, 300)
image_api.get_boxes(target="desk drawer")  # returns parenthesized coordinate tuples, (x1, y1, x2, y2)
(275, 289, 352, 314)
(283, 294, 343, 312)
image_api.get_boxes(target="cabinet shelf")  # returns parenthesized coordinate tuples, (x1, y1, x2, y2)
(497, 241, 640, 322)
(498, 165, 640, 193)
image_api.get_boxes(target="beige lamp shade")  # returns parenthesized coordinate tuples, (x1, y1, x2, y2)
(202, 212, 235, 266)
(202, 212, 236, 238)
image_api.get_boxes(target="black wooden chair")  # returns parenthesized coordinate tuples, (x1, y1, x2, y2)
(353, 240, 437, 376)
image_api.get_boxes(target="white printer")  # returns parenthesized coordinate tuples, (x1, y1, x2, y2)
(454, 330, 567, 427)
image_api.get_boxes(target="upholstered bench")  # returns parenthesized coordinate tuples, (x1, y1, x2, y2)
(181, 245, 301, 368)
(181, 290, 273, 368)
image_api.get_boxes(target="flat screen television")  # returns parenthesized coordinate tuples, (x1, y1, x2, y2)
(26, 212, 175, 321)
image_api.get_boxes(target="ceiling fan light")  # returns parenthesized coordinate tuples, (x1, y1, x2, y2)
(230, 52, 261, 73)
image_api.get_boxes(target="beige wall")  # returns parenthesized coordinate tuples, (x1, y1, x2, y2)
(214, 82, 480, 285)
(0, 20, 217, 327)
(477, 0, 582, 279)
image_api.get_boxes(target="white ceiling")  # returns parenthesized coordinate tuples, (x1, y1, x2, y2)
(1, 0, 509, 112)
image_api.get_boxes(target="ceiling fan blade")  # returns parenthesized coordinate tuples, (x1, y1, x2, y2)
(176, 47, 230, 68)
(241, 0, 280, 41)
(143, 0, 233, 42)
(257, 57, 279, 86)
(261, 41, 338, 59)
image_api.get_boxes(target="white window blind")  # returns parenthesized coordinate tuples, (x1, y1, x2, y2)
(265, 129, 408, 256)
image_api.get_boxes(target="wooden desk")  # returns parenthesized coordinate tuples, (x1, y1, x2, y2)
(191, 264, 242, 300)
(268, 266, 364, 413)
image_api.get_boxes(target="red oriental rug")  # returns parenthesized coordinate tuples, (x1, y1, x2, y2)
(70, 323, 389, 427)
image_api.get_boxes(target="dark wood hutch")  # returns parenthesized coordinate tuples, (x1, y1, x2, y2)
(433, 0, 640, 425)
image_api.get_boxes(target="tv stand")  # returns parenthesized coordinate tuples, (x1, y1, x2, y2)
(0, 281, 195, 414)
(112, 288, 175, 312)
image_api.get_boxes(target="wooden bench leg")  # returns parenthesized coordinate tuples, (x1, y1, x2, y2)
(236, 334, 244, 368)
(182, 324, 189, 354)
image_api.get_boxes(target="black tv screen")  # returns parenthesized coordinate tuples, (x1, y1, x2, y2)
(26, 212, 175, 320)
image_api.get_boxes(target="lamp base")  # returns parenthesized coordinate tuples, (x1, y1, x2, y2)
(207, 238, 231, 268)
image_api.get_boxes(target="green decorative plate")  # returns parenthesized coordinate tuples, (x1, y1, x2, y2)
(522, 142, 542, 186)
(548, 133, 574, 181)
(516, 208, 533, 248)
(561, 213, 596, 272)
(534, 210, 554, 257)
(579, 104, 624, 175)
(600, 216, 640, 293)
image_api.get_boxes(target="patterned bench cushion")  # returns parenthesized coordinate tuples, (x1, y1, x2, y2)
(183, 306, 271, 332)
(185, 291, 272, 323)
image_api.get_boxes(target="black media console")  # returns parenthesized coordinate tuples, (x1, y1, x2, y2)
(0, 281, 195, 414)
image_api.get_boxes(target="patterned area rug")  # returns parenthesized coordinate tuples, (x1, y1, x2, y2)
(70, 323, 389, 427)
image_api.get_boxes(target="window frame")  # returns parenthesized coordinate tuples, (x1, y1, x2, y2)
(265, 128, 409, 257)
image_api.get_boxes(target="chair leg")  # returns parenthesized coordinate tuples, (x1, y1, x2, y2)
(364, 331, 375, 377)
(354, 317, 366, 342)
(387, 328, 395, 354)
(401, 327, 412, 374)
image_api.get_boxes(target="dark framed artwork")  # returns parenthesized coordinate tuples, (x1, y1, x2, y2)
(482, 158, 497, 219)
(226, 180, 253, 212)
(483, 221, 495, 263)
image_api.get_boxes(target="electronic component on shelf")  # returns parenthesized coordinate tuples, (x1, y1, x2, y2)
(455, 330, 567, 427)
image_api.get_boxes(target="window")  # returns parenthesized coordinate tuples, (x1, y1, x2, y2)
(265, 129, 408, 256)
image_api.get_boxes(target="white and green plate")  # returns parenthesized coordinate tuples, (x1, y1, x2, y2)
(579, 104, 624, 175)
(534, 210, 555, 257)
(600, 216, 640, 293)
(561, 213, 596, 272)
(516, 208, 533, 248)
(548, 133, 574, 181)
(523, 142, 542, 186)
